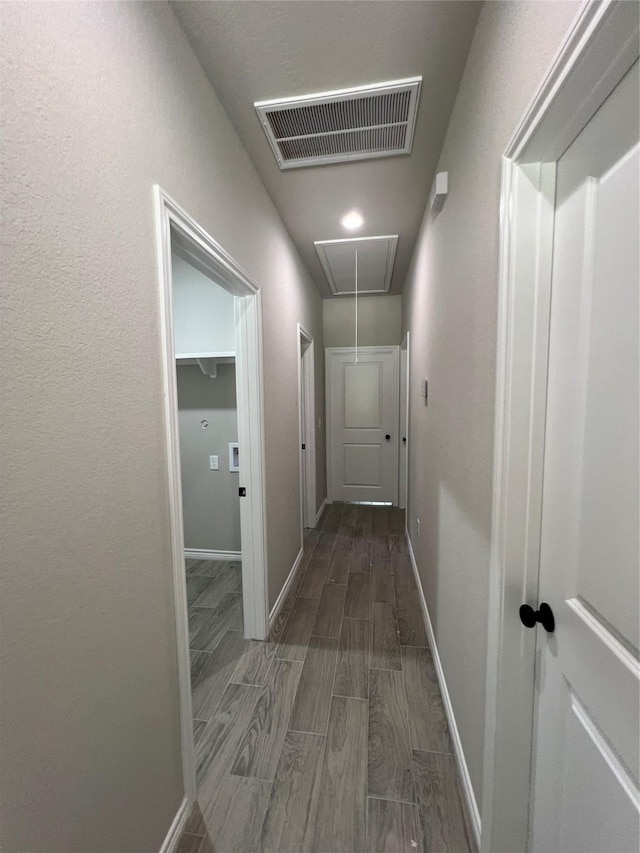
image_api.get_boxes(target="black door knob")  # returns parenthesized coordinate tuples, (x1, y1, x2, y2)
(519, 602, 555, 633)
(402, 437, 406, 443)
(385, 434, 391, 440)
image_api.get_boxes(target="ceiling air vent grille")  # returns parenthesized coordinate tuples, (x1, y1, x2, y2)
(314, 236, 399, 296)
(255, 78, 421, 170)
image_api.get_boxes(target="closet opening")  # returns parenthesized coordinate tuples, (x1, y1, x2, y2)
(155, 187, 268, 806)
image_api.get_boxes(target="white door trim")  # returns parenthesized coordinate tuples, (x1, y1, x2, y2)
(297, 324, 317, 530)
(482, 3, 640, 850)
(159, 797, 188, 853)
(154, 185, 269, 808)
(325, 345, 400, 504)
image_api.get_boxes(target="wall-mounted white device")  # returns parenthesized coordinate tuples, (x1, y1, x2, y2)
(430, 171, 448, 214)
(209, 455, 219, 471)
(229, 443, 239, 472)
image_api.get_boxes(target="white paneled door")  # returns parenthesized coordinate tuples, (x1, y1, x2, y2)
(326, 346, 399, 504)
(530, 63, 639, 852)
(399, 339, 408, 509)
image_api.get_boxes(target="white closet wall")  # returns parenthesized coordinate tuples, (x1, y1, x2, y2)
(172, 252, 235, 355)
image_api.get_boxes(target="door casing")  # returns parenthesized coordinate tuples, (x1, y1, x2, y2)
(154, 186, 269, 808)
(482, 3, 640, 850)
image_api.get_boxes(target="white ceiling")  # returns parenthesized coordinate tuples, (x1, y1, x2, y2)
(171, 1, 481, 297)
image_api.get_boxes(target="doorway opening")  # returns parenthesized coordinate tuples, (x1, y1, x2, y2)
(298, 324, 317, 532)
(155, 186, 269, 806)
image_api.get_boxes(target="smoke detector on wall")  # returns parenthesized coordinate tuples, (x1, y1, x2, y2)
(430, 171, 448, 213)
(255, 77, 422, 170)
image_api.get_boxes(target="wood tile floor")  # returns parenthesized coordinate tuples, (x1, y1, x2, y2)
(179, 504, 473, 853)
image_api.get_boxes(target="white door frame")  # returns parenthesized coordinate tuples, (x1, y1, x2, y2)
(399, 332, 410, 510)
(154, 186, 269, 806)
(482, 3, 639, 850)
(325, 345, 400, 504)
(297, 324, 317, 530)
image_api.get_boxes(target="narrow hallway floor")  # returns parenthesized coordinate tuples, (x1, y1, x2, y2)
(179, 504, 473, 853)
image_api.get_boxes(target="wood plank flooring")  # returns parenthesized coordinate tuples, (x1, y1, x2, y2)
(180, 505, 473, 853)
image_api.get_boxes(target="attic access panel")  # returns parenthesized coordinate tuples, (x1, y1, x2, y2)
(255, 78, 421, 169)
(314, 235, 399, 296)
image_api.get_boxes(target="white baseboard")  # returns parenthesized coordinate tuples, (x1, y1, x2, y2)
(184, 549, 241, 561)
(405, 529, 482, 850)
(159, 796, 189, 853)
(313, 498, 327, 528)
(269, 546, 304, 630)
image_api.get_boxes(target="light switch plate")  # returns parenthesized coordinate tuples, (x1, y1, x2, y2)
(209, 455, 219, 471)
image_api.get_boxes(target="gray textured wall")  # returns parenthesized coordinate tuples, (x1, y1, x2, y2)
(402, 0, 580, 811)
(178, 365, 241, 553)
(0, 2, 324, 850)
(323, 294, 402, 347)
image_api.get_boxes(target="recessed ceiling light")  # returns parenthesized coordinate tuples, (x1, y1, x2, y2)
(340, 210, 364, 231)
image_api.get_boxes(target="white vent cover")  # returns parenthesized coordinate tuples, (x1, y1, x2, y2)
(255, 78, 421, 169)
(314, 236, 399, 295)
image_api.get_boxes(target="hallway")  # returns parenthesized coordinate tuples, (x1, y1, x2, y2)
(179, 505, 471, 853)
(3, 2, 639, 850)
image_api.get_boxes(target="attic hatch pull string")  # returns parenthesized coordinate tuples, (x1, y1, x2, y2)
(354, 250, 358, 364)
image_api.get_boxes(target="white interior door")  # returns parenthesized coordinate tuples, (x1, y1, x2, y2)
(300, 350, 308, 528)
(326, 346, 399, 503)
(399, 336, 409, 510)
(530, 62, 639, 853)
(298, 328, 316, 529)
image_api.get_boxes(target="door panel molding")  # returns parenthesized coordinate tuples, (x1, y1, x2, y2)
(483, 2, 640, 850)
